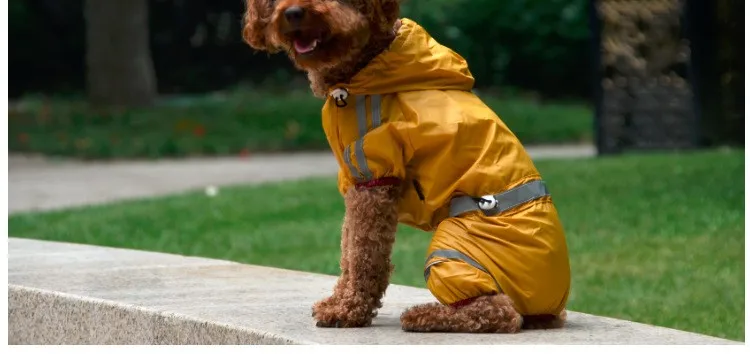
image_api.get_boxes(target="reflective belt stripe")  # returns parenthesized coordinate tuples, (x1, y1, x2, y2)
(343, 95, 383, 182)
(423, 249, 501, 292)
(449, 179, 550, 218)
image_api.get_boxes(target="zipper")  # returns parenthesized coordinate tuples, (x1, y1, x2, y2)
(412, 179, 425, 201)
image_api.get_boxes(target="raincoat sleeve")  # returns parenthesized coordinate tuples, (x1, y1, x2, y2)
(337, 168, 353, 196)
(336, 117, 413, 196)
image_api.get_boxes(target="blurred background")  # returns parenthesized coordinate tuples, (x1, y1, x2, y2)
(8, 0, 743, 160)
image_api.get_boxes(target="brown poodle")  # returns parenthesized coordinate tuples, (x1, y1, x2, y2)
(242, 0, 571, 333)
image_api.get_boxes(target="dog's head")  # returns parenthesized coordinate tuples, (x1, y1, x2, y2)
(242, 0, 401, 71)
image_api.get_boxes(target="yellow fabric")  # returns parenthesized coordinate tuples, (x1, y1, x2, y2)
(426, 196, 570, 315)
(321, 18, 570, 315)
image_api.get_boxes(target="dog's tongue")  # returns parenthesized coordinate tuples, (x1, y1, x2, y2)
(294, 39, 318, 54)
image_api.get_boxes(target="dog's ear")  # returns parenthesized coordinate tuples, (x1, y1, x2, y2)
(242, 0, 272, 52)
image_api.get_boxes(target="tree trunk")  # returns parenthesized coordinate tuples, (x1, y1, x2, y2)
(85, 0, 157, 108)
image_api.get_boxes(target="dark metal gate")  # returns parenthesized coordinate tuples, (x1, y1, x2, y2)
(590, 0, 744, 155)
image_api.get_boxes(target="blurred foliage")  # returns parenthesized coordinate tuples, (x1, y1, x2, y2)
(403, 0, 591, 97)
(9, 0, 592, 99)
(8, 89, 592, 160)
(9, 1, 594, 160)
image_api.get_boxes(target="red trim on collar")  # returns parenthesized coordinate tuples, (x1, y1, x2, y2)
(355, 177, 401, 189)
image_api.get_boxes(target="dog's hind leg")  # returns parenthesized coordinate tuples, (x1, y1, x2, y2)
(400, 294, 523, 333)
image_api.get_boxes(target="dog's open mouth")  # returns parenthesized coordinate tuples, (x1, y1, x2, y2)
(289, 30, 326, 55)
(294, 38, 319, 54)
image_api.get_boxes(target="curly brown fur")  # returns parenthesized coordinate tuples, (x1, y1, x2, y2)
(243, 0, 404, 330)
(312, 183, 400, 328)
(242, 0, 401, 97)
(311, 215, 353, 311)
(400, 295, 523, 333)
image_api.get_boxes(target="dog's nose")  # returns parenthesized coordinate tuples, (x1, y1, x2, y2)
(284, 6, 305, 24)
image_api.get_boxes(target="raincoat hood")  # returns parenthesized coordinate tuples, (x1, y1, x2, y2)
(328, 18, 475, 96)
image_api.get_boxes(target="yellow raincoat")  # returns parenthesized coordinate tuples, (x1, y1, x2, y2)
(321, 18, 570, 316)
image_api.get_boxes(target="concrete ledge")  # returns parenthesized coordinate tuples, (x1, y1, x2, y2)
(8, 238, 739, 345)
(9, 285, 298, 345)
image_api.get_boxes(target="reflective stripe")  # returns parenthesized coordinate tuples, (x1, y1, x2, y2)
(354, 96, 372, 180)
(343, 95, 384, 182)
(355, 139, 371, 180)
(449, 179, 550, 218)
(423, 249, 501, 292)
(356, 95, 368, 136)
(425, 259, 447, 270)
(343, 145, 358, 178)
(371, 94, 382, 128)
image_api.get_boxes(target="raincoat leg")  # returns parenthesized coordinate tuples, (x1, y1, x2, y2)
(424, 200, 570, 316)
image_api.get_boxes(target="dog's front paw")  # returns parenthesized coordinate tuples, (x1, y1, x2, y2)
(313, 297, 372, 328)
(311, 295, 338, 318)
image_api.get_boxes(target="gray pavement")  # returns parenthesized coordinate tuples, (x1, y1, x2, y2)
(9, 144, 595, 214)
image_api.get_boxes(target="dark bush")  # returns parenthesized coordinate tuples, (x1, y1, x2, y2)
(9, 0, 592, 99)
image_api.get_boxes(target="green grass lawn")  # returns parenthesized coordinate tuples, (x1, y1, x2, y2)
(9, 149, 744, 340)
(8, 88, 591, 159)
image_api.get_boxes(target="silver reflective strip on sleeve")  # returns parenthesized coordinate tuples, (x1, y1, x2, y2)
(343, 144, 358, 178)
(449, 179, 550, 218)
(354, 139, 371, 180)
(356, 95, 368, 136)
(371, 94, 382, 128)
(354, 95, 372, 181)
(344, 95, 384, 182)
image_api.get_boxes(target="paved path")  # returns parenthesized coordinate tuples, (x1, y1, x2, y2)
(9, 144, 595, 214)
